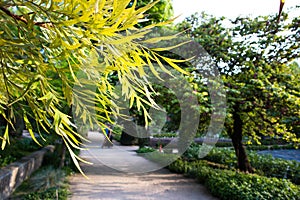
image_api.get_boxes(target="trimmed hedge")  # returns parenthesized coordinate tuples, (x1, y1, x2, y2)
(183, 146, 300, 184)
(246, 144, 298, 151)
(169, 159, 300, 200)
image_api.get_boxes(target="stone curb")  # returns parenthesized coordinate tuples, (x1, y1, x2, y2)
(0, 145, 55, 200)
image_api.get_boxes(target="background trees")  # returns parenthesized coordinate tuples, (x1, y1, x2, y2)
(177, 9, 300, 172)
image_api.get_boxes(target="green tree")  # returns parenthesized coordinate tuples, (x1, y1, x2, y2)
(116, 0, 174, 145)
(0, 0, 185, 173)
(135, 0, 173, 26)
(177, 10, 300, 172)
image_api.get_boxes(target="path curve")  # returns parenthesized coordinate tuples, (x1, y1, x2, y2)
(68, 131, 218, 200)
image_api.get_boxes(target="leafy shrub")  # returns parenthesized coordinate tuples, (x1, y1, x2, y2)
(0, 137, 43, 167)
(15, 137, 41, 152)
(246, 144, 298, 151)
(144, 151, 179, 164)
(12, 166, 70, 200)
(215, 142, 233, 147)
(0, 155, 16, 168)
(152, 132, 178, 138)
(182, 145, 300, 185)
(112, 124, 123, 142)
(169, 159, 300, 200)
(250, 153, 300, 185)
(22, 187, 70, 200)
(182, 143, 201, 160)
(136, 146, 155, 153)
(260, 137, 290, 146)
(206, 169, 300, 200)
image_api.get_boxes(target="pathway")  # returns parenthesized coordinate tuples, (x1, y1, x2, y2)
(68, 131, 218, 200)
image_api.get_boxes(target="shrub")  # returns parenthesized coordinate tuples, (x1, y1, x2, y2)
(152, 132, 178, 138)
(182, 145, 300, 185)
(0, 137, 42, 167)
(250, 153, 300, 185)
(169, 159, 300, 200)
(246, 144, 298, 151)
(12, 166, 71, 200)
(112, 124, 123, 142)
(136, 146, 155, 153)
(0, 155, 16, 168)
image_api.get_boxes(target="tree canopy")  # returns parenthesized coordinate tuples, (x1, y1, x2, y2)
(177, 8, 300, 172)
(0, 0, 184, 173)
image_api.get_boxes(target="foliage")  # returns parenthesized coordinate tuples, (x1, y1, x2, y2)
(0, 0, 187, 173)
(250, 153, 300, 185)
(111, 124, 123, 142)
(152, 132, 177, 138)
(176, 8, 300, 171)
(169, 159, 300, 200)
(246, 144, 298, 151)
(0, 155, 16, 168)
(0, 137, 42, 167)
(139, 149, 179, 165)
(182, 145, 300, 184)
(136, 146, 155, 153)
(11, 166, 71, 200)
(135, 0, 173, 26)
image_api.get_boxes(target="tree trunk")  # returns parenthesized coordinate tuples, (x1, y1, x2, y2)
(59, 142, 66, 168)
(10, 113, 24, 137)
(231, 107, 253, 173)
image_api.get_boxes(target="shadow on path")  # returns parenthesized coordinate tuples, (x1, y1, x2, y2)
(68, 131, 218, 200)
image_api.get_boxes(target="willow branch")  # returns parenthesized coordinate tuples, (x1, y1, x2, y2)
(0, 6, 52, 28)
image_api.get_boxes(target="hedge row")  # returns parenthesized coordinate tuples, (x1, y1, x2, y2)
(168, 159, 300, 200)
(183, 146, 300, 184)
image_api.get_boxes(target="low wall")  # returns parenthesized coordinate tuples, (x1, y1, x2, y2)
(0, 145, 55, 200)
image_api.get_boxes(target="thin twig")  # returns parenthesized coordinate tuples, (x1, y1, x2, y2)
(0, 6, 52, 28)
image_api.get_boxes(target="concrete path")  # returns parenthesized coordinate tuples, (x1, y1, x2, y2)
(68, 131, 218, 200)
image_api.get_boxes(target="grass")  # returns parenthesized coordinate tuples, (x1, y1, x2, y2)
(11, 165, 72, 200)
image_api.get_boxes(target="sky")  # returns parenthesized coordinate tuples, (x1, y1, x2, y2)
(172, 0, 300, 23)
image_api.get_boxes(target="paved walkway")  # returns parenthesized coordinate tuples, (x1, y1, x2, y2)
(68, 131, 218, 200)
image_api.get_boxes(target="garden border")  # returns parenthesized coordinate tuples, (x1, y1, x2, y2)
(0, 145, 55, 199)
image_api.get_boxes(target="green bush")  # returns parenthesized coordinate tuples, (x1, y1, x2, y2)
(21, 187, 70, 200)
(246, 144, 298, 151)
(0, 155, 16, 168)
(249, 153, 300, 185)
(0, 137, 42, 167)
(112, 124, 123, 142)
(12, 166, 71, 200)
(136, 146, 155, 153)
(182, 145, 300, 185)
(169, 159, 300, 200)
(152, 132, 178, 138)
(206, 169, 300, 200)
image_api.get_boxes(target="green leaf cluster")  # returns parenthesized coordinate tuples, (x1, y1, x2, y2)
(0, 0, 187, 174)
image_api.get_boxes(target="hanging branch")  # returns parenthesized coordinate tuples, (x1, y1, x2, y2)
(0, 6, 52, 28)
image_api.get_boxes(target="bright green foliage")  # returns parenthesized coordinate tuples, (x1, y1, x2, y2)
(177, 11, 300, 143)
(176, 10, 300, 171)
(0, 0, 184, 174)
(183, 145, 300, 184)
(169, 159, 300, 200)
(135, 0, 173, 26)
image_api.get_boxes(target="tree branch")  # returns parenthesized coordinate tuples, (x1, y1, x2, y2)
(0, 6, 52, 28)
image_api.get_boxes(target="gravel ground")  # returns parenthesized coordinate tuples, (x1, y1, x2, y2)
(68, 132, 218, 200)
